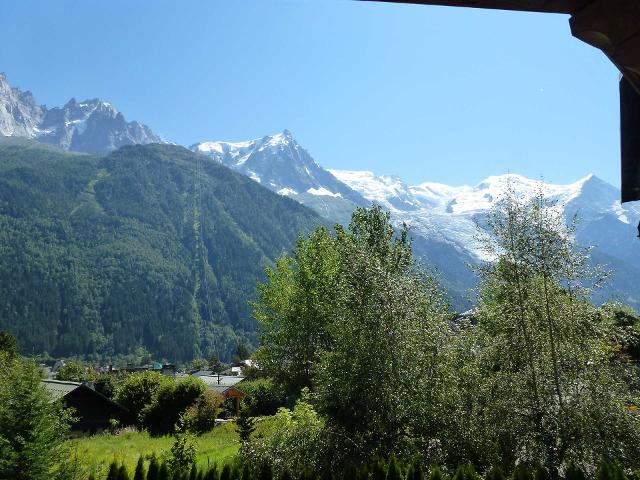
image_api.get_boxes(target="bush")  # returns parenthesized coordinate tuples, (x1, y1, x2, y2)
(141, 376, 207, 435)
(239, 378, 285, 416)
(114, 371, 172, 424)
(183, 390, 225, 434)
(242, 393, 328, 478)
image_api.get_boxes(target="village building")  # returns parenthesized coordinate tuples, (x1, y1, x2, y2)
(42, 380, 129, 434)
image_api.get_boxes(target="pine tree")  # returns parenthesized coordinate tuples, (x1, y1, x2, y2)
(512, 465, 530, 480)
(236, 406, 256, 444)
(386, 456, 402, 480)
(148, 457, 160, 480)
(407, 460, 425, 480)
(565, 464, 585, 480)
(241, 464, 252, 480)
(533, 466, 550, 480)
(221, 464, 232, 480)
(452, 466, 466, 480)
(279, 467, 293, 480)
(118, 464, 131, 480)
(159, 463, 170, 480)
(205, 465, 219, 480)
(258, 463, 273, 480)
(372, 459, 387, 480)
(486, 466, 505, 480)
(134, 457, 146, 480)
(107, 461, 120, 480)
(428, 467, 443, 480)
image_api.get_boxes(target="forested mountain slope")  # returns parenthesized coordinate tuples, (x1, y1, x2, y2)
(0, 138, 323, 360)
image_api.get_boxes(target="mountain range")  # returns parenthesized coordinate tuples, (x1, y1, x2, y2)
(0, 73, 162, 155)
(1, 73, 639, 360)
(192, 132, 640, 310)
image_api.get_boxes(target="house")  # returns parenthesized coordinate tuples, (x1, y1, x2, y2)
(209, 385, 248, 415)
(42, 380, 129, 433)
(190, 372, 247, 414)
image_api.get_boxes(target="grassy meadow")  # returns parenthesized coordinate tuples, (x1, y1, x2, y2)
(66, 417, 277, 478)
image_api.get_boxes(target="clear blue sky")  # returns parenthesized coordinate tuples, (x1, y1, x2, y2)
(0, 0, 622, 187)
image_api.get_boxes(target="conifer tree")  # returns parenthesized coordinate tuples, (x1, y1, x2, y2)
(279, 467, 293, 480)
(428, 467, 443, 480)
(221, 464, 232, 480)
(386, 456, 402, 480)
(107, 462, 120, 480)
(372, 459, 387, 480)
(147, 457, 160, 480)
(118, 464, 131, 480)
(158, 463, 170, 480)
(236, 406, 256, 444)
(241, 464, 252, 480)
(485, 466, 505, 480)
(511, 465, 530, 480)
(565, 464, 585, 480)
(533, 466, 550, 480)
(134, 457, 146, 480)
(258, 463, 273, 480)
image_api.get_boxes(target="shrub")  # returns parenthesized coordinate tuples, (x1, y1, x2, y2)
(183, 390, 224, 434)
(114, 371, 172, 424)
(240, 378, 285, 416)
(141, 376, 207, 435)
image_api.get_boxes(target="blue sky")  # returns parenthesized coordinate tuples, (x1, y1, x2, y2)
(0, 0, 622, 187)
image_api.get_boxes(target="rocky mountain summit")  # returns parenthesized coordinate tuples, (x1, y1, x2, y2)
(0, 73, 163, 154)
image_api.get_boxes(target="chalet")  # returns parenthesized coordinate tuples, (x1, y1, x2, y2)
(42, 380, 129, 433)
(191, 372, 247, 414)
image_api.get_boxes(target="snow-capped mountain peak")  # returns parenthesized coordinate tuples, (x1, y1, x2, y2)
(191, 131, 364, 204)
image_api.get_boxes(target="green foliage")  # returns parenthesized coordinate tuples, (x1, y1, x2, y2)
(485, 466, 505, 480)
(239, 378, 285, 416)
(467, 188, 640, 470)
(0, 330, 18, 357)
(107, 461, 119, 480)
(118, 464, 130, 480)
(133, 457, 145, 480)
(183, 390, 225, 434)
(142, 376, 207, 435)
(114, 371, 172, 424)
(148, 457, 160, 480)
(56, 360, 86, 382)
(385, 456, 402, 480)
(255, 206, 453, 463)
(564, 464, 585, 480)
(0, 141, 323, 361)
(158, 463, 170, 480)
(0, 353, 76, 480)
(407, 460, 425, 480)
(258, 463, 273, 480)
(235, 406, 257, 445)
(244, 394, 326, 477)
(221, 464, 232, 480)
(168, 424, 198, 477)
(429, 466, 444, 480)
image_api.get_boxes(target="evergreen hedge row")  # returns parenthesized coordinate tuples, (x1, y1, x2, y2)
(99, 456, 636, 480)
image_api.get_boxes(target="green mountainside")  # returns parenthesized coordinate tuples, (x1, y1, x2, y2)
(0, 138, 324, 361)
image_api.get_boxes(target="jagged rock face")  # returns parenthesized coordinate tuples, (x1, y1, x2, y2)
(0, 73, 45, 137)
(192, 130, 366, 205)
(0, 73, 163, 154)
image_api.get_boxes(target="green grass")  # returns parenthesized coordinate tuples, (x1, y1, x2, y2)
(66, 417, 276, 478)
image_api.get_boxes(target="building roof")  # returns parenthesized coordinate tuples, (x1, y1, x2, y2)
(210, 385, 247, 397)
(193, 373, 245, 387)
(42, 379, 82, 402)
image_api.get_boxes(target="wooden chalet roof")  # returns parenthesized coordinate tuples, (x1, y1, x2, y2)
(42, 379, 83, 402)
